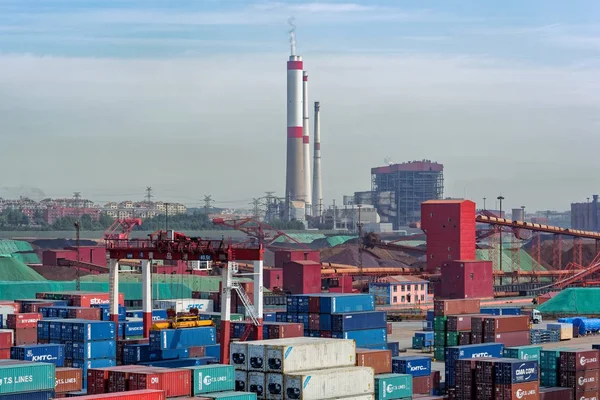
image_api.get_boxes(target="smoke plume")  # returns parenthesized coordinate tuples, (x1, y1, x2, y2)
(288, 17, 297, 56)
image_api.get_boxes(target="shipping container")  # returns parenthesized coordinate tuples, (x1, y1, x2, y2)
(263, 337, 356, 373)
(70, 321, 116, 341)
(300, 294, 376, 314)
(123, 344, 188, 364)
(153, 299, 213, 312)
(484, 331, 530, 347)
(502, 345, 542, 361)
(391, 356, 431, 377)
(560, 369, 600, 393)
(0, 391, 54, 400)
(494, 381, 539, 400)
(332, 328, 387, 347)
(11, 344, 65, 366)
(331, 311, 387, 332)
(185, 364, 235, 395)
(447, 314, 484, 332)
(560, 350, 600, 372)
(55, 367, 82, 393)
(138, 357, 216, 368)
(374, 373, 412, 400)
(445, 343, 504, 367)
(60, 389, 166, 400)
(6, 314, 42, 330)
(493, 359, 539, 384)
(0, 361, 55, 394)
(577, 390, 600, 400)
(235, 370, 248, 392)
(72, 341, 116, 360)
(150, 327, 216, 350)
(413, 375, 432, 395)
(484, 316, 530, 334)
(434, 299, 480, 316)
(14, 328, 36, 346)
(539, 387, 574, 400)
(356, 349, 392, 374)
(72, 358, 116, 372)
(248, 371, 265, 398)
(128, 368, 191, 397)
(205, 392, 257, 400)
(231, 343, 249, 370)
(0, 330, 13, 348)
(265, 372, 283, 399)
(284, 366, 374, 400)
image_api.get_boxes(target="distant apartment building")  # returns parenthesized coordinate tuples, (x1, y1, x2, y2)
(44, 207, 102, 224)
(103, 201, 185, 220)
(572, 195, 600, 231)
(355, 160, 444, 229)
(369, 275, 430, 306)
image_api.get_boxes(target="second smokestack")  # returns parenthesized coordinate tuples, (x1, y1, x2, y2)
(303, 71, 312, 216)
(312, 101, 322, 217)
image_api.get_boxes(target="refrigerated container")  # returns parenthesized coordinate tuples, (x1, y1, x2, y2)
(265, 337, 355, 373)
(284, 366, 374, 400)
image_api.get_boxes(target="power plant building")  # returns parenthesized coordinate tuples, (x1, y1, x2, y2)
(571, 195, 600, 231)
(358, 160, 444, 229)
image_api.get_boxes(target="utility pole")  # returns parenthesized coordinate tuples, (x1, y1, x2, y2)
(497, 195, 504, 284)
(203, 195, 214, 215)
(74, 221, 81, 291)
(251, 198, 262, 220)
(357, 204, 364, 285)
(145, 187, 154, 203)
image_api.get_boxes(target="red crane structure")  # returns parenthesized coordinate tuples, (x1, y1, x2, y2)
(105, 230, 264, 364)
(212, 217, 309, 249)
(103, 218, 142, 241)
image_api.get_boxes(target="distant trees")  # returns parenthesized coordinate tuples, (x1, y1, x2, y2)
(0, 209, 29, 228)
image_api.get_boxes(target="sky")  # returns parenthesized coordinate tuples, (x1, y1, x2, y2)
(2, 0, 600, 211)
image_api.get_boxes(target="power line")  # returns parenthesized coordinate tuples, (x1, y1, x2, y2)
(145, 187, 154, 202)
(203, 195, 214, 215)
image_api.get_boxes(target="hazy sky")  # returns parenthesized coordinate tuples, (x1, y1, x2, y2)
(2, 0, 600, 211)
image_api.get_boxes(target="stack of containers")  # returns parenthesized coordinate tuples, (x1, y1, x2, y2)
(530, 329, 561, 344)
(540, 348, 571, 387)
(444, 343, 504, 391)
(54, 367, 83, 397)
(391, 355, 432, 395)
(425, 310, 434, 331)
(493, 358, 540, 400)
(482, 315, 531, 346)
(230, 321, 304, 341)
(7, 312, 42, 345)
(559, 349, 600, 399)
(433, 299, 481, 361)
(230, 336, 387, 399)
(0, 360, 55, 399)
(356, 348, 392, 374)
(11, 343, 65, 366)
(412, 331, 434, 350)
(146, 325, 219, 366)
(446, 314, 483, 347)
(0, 329, 12, 359)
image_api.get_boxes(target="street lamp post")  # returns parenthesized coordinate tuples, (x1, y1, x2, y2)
(497, 196, 505, 284)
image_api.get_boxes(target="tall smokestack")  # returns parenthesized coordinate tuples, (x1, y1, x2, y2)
(285, 54, 305, 216)
(303, 71, 312, 216)
(312, 101, 322, 217)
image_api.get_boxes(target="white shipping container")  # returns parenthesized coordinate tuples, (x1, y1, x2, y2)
(266, 373, 284, 400)
(284, 366, 374, 400)
(0, 305, 17, 328)
(547, 323, 573, 340)
(248, 343, 266, 371)
(235, 370, 248, 392)
(329, 396, 375, 400)
(230, 343, 249, 370)
(153, 299, 213, 312)
(248, 371, 266, 398)
(265, 337, 356, 373)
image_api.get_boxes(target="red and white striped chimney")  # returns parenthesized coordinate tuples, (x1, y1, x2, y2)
(285, 55, 305, 210)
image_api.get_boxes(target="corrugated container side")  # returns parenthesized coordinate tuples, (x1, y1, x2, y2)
(11, 344, 65, 367)
(284, 366, 374, 400)
(332, 328, 387, 347)
(356, 349, 392, 374)
(0, 361, 55, 394)
(235, 370, 248, 392)
(65, 389, 166, 400)
(55, 367, 83, 393)
(374, 373, 412, 400)
(248, 371, 265, 398)
(539, 387, 574, 400)
(560, 350, 600, 372)
(265, 338, 356, 373)
(128, 369, 191, 397)
(0, 391, 54, 400)
(206, 392, 257, 400)
(184, 364, 235, 395)
(391, 355, 431, 377)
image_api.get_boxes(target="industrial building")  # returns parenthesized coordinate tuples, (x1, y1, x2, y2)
(355, 160, 444, 229)
(571, 195, 599, 231)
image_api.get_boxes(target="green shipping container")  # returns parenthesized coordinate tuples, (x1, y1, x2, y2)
(540, 348, 570, 370)
(207, 392, 258, 400)
(185, 364, 235, 395)
(434, 347, 445, 361)
(412, 336, 423, 350)
(540, 369, 558, 387)
(0, 361, 55, 394)
(375, 373, 412, 400)
(503, 345, 542, 361)
(434, 331, 446, 346)
(434, 316, 447, 331)
(446, 332, 459, 347)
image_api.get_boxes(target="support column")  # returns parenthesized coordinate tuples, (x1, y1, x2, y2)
(253, 260, 264, 340)
(220, 261, 233, 364)
(108, 259, 120, 339)
(142, 259, 152, 339)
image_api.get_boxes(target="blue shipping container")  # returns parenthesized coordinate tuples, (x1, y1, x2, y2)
(494, 359, 539, 384)
(426, 310, 434, 322)
(123, 344, 189, 364)
(72, 358, 116, 371)
(392, 356, 432, 377)
(500, 307, 521, 316)
(387, 342, 400, 357)
(313, 294, 375, 313)
(445, 343, 504, 367)
(126, 309, 168, 321)
(331, 311, 387, 331)
(263, 312, 276, 322)
(319, 314, 332, 331)
(150, 327, 217, 350)
(205, 344, 221, 361)
(72, 321, 116, 341)
(480, 308, 501, 316)
(0, 391, 55, 400)
(11, 344, 65, 367)
(332, 328, 387, 347)
(139, 357, 217, 368)
(92, 304, 126, 321)
(122, 321, 144, 337)
(72, 341, 116, 360)
(414, 331, 434, 341)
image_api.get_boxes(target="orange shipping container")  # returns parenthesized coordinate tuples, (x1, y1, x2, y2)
(55, 367, 83, 393)
(61, 389, 166, 400)
(355, 349, 392, 374)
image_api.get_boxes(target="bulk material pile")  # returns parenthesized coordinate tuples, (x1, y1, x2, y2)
(230, 336, 414, 400)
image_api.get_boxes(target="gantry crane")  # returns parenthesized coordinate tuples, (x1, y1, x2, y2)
(105, 229, 264, 364)
(212, 217, 309, 248)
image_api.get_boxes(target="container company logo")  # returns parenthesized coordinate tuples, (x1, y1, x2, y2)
(201, 374, 227, 388)
(580, 356, 598, 366)
(515, 388, 537, 399)
(579, 375, 596, 386)
(89, 298, 109, 305)
(386, 383, 406, 393)
(26, 350, 56, 362)
(186, 304, 206, 311)
(581, 396, 598, 400)
(515, 364, 536, 380)
(470, 352, 491, 358)
(406, 362, 426, 372)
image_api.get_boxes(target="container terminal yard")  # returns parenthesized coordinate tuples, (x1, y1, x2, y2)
(2, 12, 600, 400)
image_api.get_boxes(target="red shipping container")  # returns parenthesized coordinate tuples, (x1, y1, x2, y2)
(55, 367, 83, 393)
(577, 390, 600, 400)
(495, 381, 539, 400)
(540, 387, 574, 400)
(483, 331, 530, 347)
(560, 369, 600, 393)
(439, 260, 494, 299)
(6, 313, 42, 329)
(0, 330, 12, 348)
(355, 349, 392, 374)
(308, 314, 320, 331)
(447, 314, 485, 332)
(320, 331, 332, 338)
(263, 268, 284, 290)
(431, 370, 441, 390)
(187, 346, 206, 358)
(29, 302, 55, 313)
(129, 369, 191, 397)
(71, 293, 125, 307)
(484, 316, 530, 334)
(109, 368, 152, 393)
(68, 307, 102, 320)
(87, 366, 148, 395)
(14, 327, 36, 345)
(64, 389, 166, 400)
(561, 350, 600, 372)
(308, 297, 320, 313)
(434, 299, 480, 316)
(0, 349, 10, 359)
(283, 261, 321, 294)
(268, 322, 304, 339)
(413, 375, 432, 395)
(387, 322, 393, 335)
